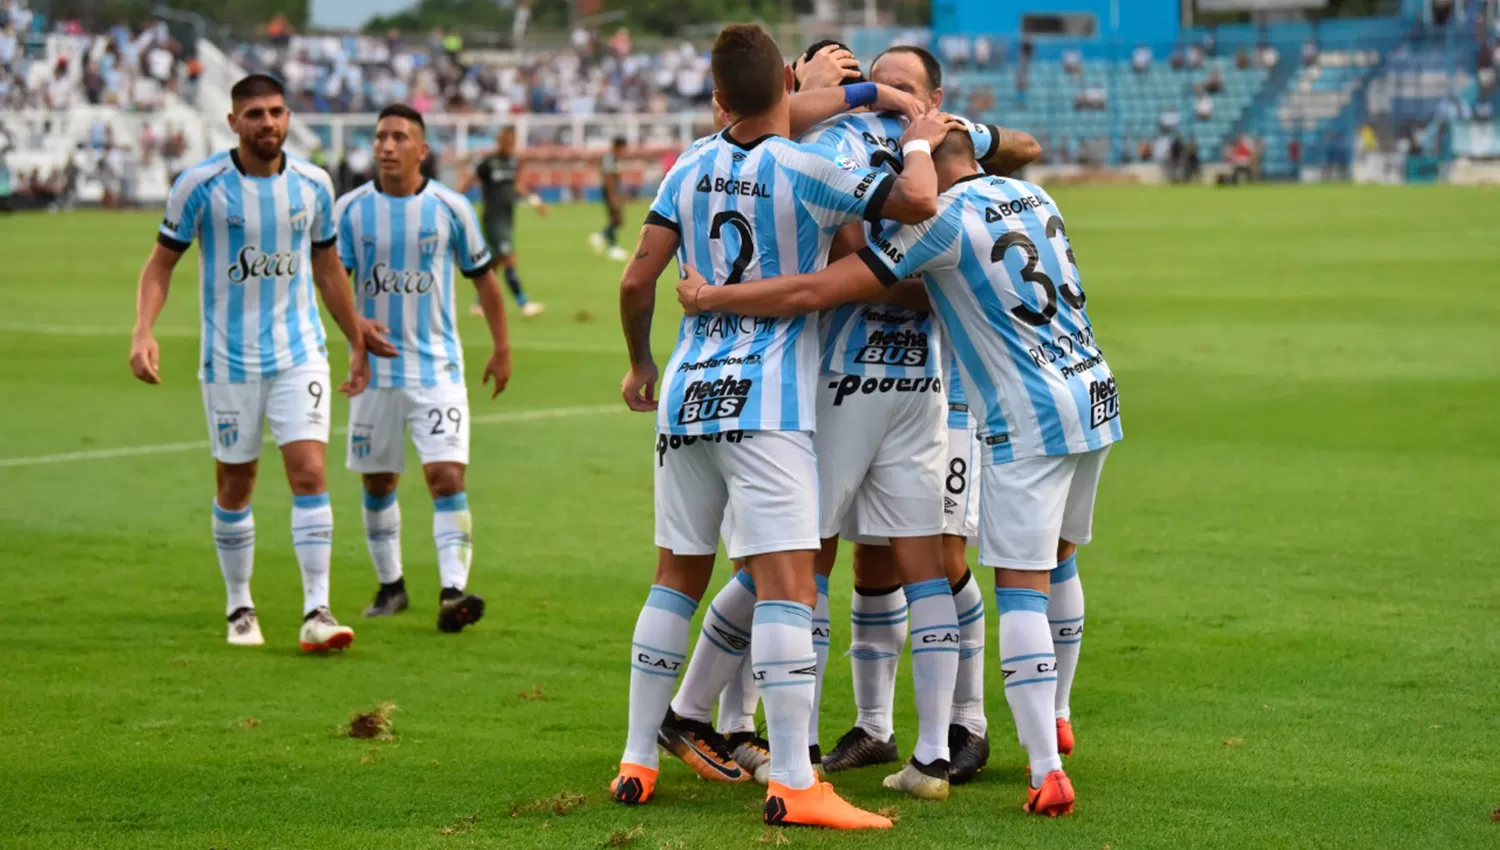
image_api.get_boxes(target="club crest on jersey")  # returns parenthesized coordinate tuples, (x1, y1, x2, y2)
(418, 229, 440, 256)
(350, 426, 372, 458)
(288, 206, 308, 233)
(225, 216, 245, 229)
(833, 154, 859, 171)
(216, 414, 239, 447)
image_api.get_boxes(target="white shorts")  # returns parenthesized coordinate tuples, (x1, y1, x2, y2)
(978, 446, 1110, 571)
(202, 361, 332, 464)
(942, 424, 980, 540)
(655, 429, 819, 561)
(346, 383, 470, 474)
(816, 373, 945, 540)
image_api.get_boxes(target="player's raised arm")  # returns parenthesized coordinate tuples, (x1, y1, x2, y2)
(878, 110, 964, 223)
(788, 80, 924, 138)
(967, 120, 1043, 176)
(130, 241, 182, 384)
(618, 222, 680, 411)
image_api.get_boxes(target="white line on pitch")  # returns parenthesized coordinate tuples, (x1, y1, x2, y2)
(0, 322, 623, 354)
(0, 403, 630, 470)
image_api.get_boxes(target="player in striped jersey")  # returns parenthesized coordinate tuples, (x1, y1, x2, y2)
(129, 74, 397, 652)
(673, 128, 1120, 817)
(334, 105, 512, 634)
(590, 136, 630, 261)
(610, 23, 956, 829)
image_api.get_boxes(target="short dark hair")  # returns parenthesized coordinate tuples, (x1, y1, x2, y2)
(711, 24, 785, 118)
(230, 73, 285, 103)
(873, 45, 942, 91)
(797, 39, 865, 89)
(934, 128, 975, 163)
(612, 136, 627, 148)
(377, 103, 426, 133)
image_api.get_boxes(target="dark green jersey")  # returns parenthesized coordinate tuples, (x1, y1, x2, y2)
(473, 153, 518, 219)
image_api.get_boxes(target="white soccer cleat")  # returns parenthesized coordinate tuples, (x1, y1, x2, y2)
(882, 758, 952, 801)
(520, 301, 546, 318)
(607, 246, 630, 262)
(589, 232, 608, 254)
(299, 608, 354, 653)
(227, 608, 264, 646)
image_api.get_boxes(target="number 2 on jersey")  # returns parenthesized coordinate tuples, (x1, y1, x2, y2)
(709, 210, 755, 284)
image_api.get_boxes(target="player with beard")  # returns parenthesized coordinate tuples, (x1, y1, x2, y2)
(336, 105, 512, 633)
(129, 74, 396, 651)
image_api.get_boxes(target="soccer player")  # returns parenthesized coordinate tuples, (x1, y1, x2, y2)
(461, 126, 547, 318)
(128, 74, 396, 651)
(610, 23, 955, 829)
(334, 105, 512, 633)
(590, 136, 630, 261)
(673, 127, 1121, 817)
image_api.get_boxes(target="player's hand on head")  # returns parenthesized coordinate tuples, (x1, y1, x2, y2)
(875, 85, 924, 122)
(340, 348, 370, 397)
(902, 110, 964, 150)
(676, 264, 709, 315)
(482, 347, 511, 398)
(128, 333, 160, 384)
(361, 319, 399, 358)
(621, 361, 659, 412)
(799, 45, 860, 91)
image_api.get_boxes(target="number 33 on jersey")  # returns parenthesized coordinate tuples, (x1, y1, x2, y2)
(858, 173, 1122, 463)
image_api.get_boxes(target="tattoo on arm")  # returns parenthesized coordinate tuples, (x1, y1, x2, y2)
(623, 306, 653, 365)
(985, 129, 1040, 176)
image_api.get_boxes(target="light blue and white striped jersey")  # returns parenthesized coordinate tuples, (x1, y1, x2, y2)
(858, 173, 1122, 462)
(334, 179, 492, 390)
(647, 130, 894, 435)
(799, 113, 1002, 380)
(159, 150, 337, 384)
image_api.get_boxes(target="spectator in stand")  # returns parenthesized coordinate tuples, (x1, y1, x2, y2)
(1204, 69, 1223, 95)
(1227, 134, 1255, 183)
(1, 23, 17, 75)
(974, 36, 992, 71)
(1132, 44, 1151, 73)
(1195, 91, 1214, 121)
(1477, 41, 1495, 93)
(940, 34, 970, 70)
(1159, 106, 1181, 133)
(1259, 43, 1280, 69)
(1063, 47, 1082, 77)
(1074, 86, 1106, 111)
(1236, 46, 1251, 70)
(968, 84, 994, 116)
(1202, 30, 1217, 58)
(1302, 39, 1319, 67)
(1170, 46, 1185, 70)
(1187, 44, 1204, 69)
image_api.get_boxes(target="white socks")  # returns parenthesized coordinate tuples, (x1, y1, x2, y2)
(212, 502, 255, 615)
(717, 652, 761, 734)
(809, 573, 831, 748)
(753, 600, 818, 790)
(905, 577, 959, 765)
(361, 490, 402, 584)
(951, 570, 988, 736)
(997, 587, 1061, 785)
(433, 493, 473, 591)
(1049, 554, 1084, 721)
(291, 493, 333, 615)
(849, 585, 907, 741)
(622, 585, 697, 770)
(671, 570, 757, 723)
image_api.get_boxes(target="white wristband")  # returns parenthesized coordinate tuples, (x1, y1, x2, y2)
(902, 140, 932, 157)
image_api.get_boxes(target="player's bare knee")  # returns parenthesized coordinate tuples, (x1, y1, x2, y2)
(215, 461, 257, 509)
(362, 473, 399, 498)
(748, 550, 818, 606)
(889, 535, 944, 584)
(422, 463, 465, 499)
(1056, 540, 1078, 562)
(941, 535, 971, 584)
(280, 441, 326, 495)
(995, 567, 1049, 594)
(814, 536, 839, 577)
(852, 543, 901, 589)
(653, 549, 714, 601)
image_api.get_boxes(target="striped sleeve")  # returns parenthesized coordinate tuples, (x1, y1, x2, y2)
(857, 198, 965, 284)
(782, 142, 892, 227)
(305, 167, 337, 250)
(645, 162, 687, 234)
(157, 169, 209, 251)
(333, 191, 358, 271)
(444, 190, 493, 277)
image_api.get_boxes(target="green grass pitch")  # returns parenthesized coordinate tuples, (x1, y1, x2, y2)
(1, 185, 1497, 849)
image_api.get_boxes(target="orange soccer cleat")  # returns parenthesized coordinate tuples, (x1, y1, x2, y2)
(1056, 717, 1075, 756)
(762, 781, 893, 830)
(1024, 769, 1075, 817)
(609, 762, 658, 805)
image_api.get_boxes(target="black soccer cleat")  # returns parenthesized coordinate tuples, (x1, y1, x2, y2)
(726, 731, 771, 783)
(437, 587, 484, 632)
(821, 725, 899, 773)
(657, 709, 747, 782)
(948, 723, 991, 785)
(362, 578, 409, 618)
